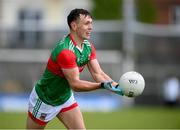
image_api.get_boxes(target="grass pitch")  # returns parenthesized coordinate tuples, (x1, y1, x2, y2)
(0, 106, 180, 129)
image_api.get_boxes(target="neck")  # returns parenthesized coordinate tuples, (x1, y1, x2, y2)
(70, 32, 84, 48)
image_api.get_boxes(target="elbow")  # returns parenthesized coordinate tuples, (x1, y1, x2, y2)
(70, 84, 80, 92)
(71, 87, 81, 92)
(69, 81, 82, 92)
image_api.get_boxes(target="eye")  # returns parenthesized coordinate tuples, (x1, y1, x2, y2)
(86, 22, 92, 27)
(85, 22, 90, 25)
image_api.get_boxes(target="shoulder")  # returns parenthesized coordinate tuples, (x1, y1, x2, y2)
(58, 49, 76, 59)
(54, 35, 72, 50)
(57, 49, 77, 68)
(51, 35, 75, 61)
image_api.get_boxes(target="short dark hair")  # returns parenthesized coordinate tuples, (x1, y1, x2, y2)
(67, 8, 92, 29)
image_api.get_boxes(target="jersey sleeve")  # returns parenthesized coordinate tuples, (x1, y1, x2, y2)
(57, 49, 77, 69)
(90, 43, 96, 60)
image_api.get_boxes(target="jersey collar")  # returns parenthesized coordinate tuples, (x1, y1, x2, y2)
(69, 34, 85, 53)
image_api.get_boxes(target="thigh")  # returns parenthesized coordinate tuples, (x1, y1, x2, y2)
(57, 106, 86, 130)
(26, 115, 46, 130)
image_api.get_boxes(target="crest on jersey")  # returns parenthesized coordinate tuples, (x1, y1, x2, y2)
(40, 113, 47, 120)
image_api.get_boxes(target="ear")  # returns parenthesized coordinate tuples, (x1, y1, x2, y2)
(70, 21, 77, 31)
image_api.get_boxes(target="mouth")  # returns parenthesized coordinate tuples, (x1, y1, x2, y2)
(86, 32, 91, 37)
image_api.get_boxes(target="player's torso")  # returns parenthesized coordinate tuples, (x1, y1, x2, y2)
(35, 35, 92, 106)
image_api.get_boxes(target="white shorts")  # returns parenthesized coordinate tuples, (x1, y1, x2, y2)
(28, 87, 78, 125)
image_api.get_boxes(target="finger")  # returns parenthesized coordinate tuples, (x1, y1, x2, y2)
(111, 81, 118, 86)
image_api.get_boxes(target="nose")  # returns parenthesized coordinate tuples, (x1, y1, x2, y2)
(89, 24, 93, 31)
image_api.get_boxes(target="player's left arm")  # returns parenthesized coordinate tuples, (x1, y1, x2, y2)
(87, 59, 113, 82)
(88, 43, 117, 84)
(87, 43, 124, 95)
(87, 59, 124, 95)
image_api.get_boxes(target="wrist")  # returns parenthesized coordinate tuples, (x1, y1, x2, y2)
(100, 80, 113, 89)
(100, 82, 105, 89)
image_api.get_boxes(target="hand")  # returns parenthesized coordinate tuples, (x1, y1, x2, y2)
(101, 81, 124, 96)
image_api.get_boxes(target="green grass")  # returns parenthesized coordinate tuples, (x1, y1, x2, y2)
(0, 106, 180, 129)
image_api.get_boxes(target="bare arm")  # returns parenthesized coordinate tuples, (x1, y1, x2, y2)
(62, 67, 101, 92)
(87, 59, 113, 82)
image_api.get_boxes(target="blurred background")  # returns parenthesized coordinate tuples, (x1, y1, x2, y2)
(0, 0, 180, 129)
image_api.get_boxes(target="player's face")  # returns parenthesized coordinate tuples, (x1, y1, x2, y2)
(75, 14, 93, 40)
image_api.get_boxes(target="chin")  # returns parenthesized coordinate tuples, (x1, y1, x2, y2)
(85, 36, 90, 39)
(82, 34, 90, 40)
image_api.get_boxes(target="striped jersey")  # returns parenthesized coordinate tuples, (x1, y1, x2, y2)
(35, 34, 96, 106)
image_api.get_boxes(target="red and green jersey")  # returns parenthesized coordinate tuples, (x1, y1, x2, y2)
(35, 34, 96, 106)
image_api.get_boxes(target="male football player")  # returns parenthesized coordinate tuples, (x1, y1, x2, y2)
(26, 8, 123, 130)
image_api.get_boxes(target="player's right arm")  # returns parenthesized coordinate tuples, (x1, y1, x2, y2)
(57, 49, 101, 92)
(62, 67, 101, 92)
